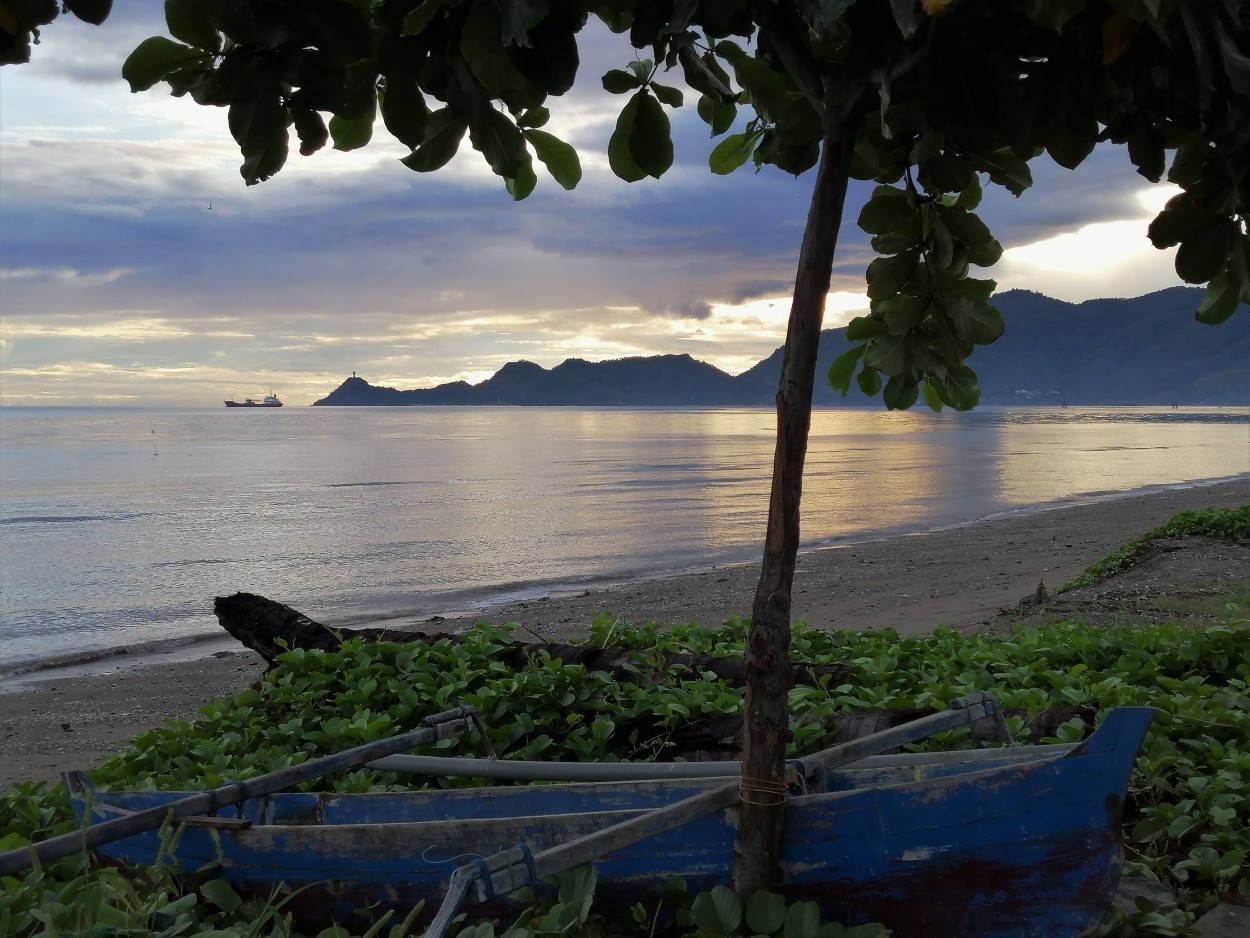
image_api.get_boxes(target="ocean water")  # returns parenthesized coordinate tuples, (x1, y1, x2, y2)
(1, 405, 1247, 674)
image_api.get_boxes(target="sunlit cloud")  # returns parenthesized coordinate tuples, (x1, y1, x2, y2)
(995, 185, 1183, 300)
(0, 266, 134, 284)
(0, 11, 1211, 407)
(1, 316, 251, 340)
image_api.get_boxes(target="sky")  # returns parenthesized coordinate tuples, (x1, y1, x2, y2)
(0, 4, 1191, 407)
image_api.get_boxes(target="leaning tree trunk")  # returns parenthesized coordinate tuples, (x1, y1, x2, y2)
(732, 118, 857, 896)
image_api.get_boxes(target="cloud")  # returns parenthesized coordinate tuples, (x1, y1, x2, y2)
(0, 10, 1195, 406)
(0, 266, 134, 284)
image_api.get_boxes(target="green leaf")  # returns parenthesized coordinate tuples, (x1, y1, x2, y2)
(462, 0, 530, 94)
(524, 129, 582, 189)
(851, 135, 883, 180)
(692, 886, 742, 934)
(608, 93, 648, 182)
(845, 315, 889, 341)
(857, 185, 915, 235)
(122, 36, 209, 92)
(330, 97, 376, 152)
(882, 373, 920, 410)
(502, 158, 537, 198)
(731, 53, 789, 122)
(746, 891, 787, 935)
(292, 106, 329, 156)
(163, 0, 218, 52)
(783, 901, 823, 938)
(856, 362, 882, 396)
(977, 148, 1032, 197)
(200, 878, 242, 912)
(603, 68, 645, 93)
(1195, 273, 1242, 325)
(864, 333, 911, 376)
(1124, 117, 1166, 183)
(229, 92, 289, 184)
(517, 106, 550, 128)
(939, 290, 1003, 345)
(469, 107, 529, 179)
(628, 90, 674, 178)
(1175, 219, 1234, 284)
(380, 77, 429, 149)
(709, 132, 754, 174)
(628, 58, 654, 83)
(652, 82, 684, 108)
(65, 0, 111, 26)
(865, 250, 919, 300)
(923, 379, 944, 412)
(698, 94, 738, 135)
(926, 207, 956, 270)
(871, 223, 922, 255)
(403, 0, 454, 36)
(954, 174, 982, 210)
(827, 345, 865, 394)
(681, 47, 736, 102)
(931, 363, 981, 411)
(401, 109, 468, 173)
(920, 151, 973, 195)
(1039, 75, 1099, 170)
(491, 0, 548, 46)
(935, 204, 1002, 267)
(878, 292, 929, 334)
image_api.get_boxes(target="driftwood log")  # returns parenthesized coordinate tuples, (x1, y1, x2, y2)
(213, 592, 855, 687)
(213, 592, 1093, 751)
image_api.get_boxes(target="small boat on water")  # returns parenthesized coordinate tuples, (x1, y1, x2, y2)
(40, 696, 1154, 938)
(224, 391, 283, 407)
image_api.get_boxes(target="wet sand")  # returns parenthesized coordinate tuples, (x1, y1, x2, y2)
(2, 476, 1246, 788)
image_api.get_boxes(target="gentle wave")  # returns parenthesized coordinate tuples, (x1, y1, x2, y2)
(0, 514, 143, 525)
(2, 405, 1247, 673)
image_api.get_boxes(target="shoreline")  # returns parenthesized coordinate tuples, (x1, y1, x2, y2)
(2, 475, 1247, 788)
(6, 474, 1245, 681)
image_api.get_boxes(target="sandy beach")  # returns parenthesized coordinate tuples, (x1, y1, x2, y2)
(2, 476, 1246, 789)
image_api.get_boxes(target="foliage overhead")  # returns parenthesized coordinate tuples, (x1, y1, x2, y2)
(0, 0, 111, 65)
(102, 0, 1250, 409)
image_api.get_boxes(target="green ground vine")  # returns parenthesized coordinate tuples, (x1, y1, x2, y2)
(1063, 505, 1249, 591)
(4, 509, 1248, 937)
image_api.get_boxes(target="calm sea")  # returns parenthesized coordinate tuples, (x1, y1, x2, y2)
(1, 405, 1247, 674)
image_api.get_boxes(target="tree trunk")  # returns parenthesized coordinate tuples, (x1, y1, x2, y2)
(732, 118, 857, 896)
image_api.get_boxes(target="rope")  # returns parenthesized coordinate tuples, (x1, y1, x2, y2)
(738, 774, 790, 807)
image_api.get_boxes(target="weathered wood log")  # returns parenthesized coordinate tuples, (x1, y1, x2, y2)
(212, 592, 1092, 758)
(212, 592, 854, 688)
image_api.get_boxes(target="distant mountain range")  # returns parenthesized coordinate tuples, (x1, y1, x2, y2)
(314, 287, 1249, 407)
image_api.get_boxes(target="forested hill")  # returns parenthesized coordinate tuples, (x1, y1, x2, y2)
(314, 287, 1249, 407)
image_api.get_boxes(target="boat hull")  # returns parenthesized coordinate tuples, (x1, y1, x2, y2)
(70, 707, 1153, 937)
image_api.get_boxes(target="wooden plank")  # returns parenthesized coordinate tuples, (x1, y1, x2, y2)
(0, 705, 477, 876)
(422, 694, 1006, 938)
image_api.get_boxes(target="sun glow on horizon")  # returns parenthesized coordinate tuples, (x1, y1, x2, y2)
(996, 185, 1184, 300)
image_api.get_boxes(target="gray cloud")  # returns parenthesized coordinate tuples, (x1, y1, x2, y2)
(0, 8, 1185, 405)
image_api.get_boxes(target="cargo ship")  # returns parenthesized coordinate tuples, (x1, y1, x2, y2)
(224, 391, 283, 407)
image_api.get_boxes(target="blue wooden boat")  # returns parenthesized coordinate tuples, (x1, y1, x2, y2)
(55, 696, 1155, 938)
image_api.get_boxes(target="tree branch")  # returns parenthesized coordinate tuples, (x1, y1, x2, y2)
(753, 0, 826, 117)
